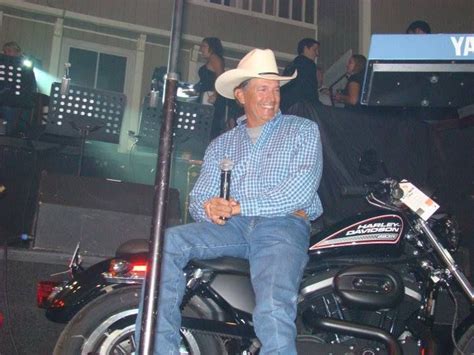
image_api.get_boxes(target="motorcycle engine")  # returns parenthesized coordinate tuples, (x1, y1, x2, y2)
(298, 264, 423, 345)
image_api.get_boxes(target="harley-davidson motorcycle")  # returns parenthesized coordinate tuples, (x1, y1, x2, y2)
(37, 178, 474, 355)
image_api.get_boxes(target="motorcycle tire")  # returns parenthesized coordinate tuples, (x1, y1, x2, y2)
(454, 324, 474, 355)
(53, 285, 227, 355)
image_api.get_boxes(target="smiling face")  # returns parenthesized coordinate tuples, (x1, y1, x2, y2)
(234, 78, 281, 128)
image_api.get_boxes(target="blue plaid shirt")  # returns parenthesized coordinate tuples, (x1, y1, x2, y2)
(189, 111, 323, 222)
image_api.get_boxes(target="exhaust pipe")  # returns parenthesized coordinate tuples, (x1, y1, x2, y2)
(309, 317, 403, 355)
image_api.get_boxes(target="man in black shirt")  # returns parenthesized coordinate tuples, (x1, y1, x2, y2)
(280, 38, 320, 112)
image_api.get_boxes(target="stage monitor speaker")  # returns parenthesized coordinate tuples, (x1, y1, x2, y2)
(32, 173, 180, 257)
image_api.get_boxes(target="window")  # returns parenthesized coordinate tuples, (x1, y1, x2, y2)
(68, 48, 127, 93)
(59, 39, 137, 149)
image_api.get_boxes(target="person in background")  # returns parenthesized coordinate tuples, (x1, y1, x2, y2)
(195, 37, 226, 138)
(136, 48, 323, 355)
(333, 54, 367, 107)
(2, 41, 22, 57)
(406, 20, 431, 34)
(0, 41, 36, 137)
(280, 38, 320, 112)
(151, 66, 167, 94)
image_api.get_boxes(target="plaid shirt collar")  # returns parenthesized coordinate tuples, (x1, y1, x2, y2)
(236, 110, 283, 127)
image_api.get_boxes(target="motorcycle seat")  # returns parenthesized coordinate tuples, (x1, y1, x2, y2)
(115, 239, 149, 257)
(190, 257, 250, 275)
(116, 240, 251, 275)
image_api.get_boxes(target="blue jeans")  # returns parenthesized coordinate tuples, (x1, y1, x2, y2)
(136, 215, 310, 355)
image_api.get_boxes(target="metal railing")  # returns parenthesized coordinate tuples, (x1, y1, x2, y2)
(195, 0, 316, 25)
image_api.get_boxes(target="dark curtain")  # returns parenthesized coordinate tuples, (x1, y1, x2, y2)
(288, 103, 473, 237)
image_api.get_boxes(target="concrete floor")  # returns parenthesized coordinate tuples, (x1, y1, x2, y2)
(0, 246, 103, 355)
(0, 255, 65, 354)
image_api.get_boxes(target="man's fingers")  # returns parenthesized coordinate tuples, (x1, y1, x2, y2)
(204, 202, 212, 219)
(229, 200, 241, 216)
(204, 199, 233, 223)
(211, 214, 225, 225)
(206, 199, 233, 217)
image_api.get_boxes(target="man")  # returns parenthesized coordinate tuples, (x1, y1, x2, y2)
(143, 48, 323, 354)
(406, 20, 431, 34)
(2, 41, 22, 57)
(0, 41, 36, 136)
(280, 38, 320, 112)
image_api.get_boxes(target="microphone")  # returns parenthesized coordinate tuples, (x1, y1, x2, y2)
(60, 62, 71, 95)
(219, 158, 234, 200)
(149, 79, 159, 108)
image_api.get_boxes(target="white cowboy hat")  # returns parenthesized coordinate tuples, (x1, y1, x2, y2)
(215, 48, 297, 99)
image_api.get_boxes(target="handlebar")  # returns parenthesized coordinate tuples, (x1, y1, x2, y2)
(340, 185, 371, 197)
(340, 179, 404, 201)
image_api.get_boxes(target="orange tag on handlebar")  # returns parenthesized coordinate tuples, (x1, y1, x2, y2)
(399, 180, 440, 221)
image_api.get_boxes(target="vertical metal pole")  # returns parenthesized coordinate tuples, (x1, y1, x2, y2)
(302, 0, 306, 23)
(138, 0, 184, 354)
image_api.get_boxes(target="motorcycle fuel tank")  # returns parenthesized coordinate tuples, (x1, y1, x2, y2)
(309, 211, 406, 257)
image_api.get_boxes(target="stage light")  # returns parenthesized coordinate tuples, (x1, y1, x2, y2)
(33, 68, 59, 95)
(22, 58, 33, 68)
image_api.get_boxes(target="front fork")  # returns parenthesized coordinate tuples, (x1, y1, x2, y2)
(417, 219, 474, 303)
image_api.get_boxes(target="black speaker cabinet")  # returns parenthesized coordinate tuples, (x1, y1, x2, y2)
(32, 173, 180, 257)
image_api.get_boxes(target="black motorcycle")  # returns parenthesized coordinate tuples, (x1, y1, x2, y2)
(38, 178, 474, 354)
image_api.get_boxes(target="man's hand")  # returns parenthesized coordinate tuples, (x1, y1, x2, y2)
(293, 210, 307, 219)
(204, 198, 240, 225)
(207, 91, 217, 104)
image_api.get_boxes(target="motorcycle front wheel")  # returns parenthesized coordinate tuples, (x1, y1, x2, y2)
(53, 285, 226, 355)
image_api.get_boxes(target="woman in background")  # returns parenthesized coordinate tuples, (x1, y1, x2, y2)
(333, 54, 367, 106)
(196, 37, 226, 138)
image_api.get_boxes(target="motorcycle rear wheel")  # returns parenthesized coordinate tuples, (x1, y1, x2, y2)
(53, 285, 226, 355)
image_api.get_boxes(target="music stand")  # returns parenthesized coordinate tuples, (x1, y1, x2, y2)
(0, 54, 36, 108)
(138, 97, 214, 218)
(46, 82, 126, 175)
(138, 97, 214, 157)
